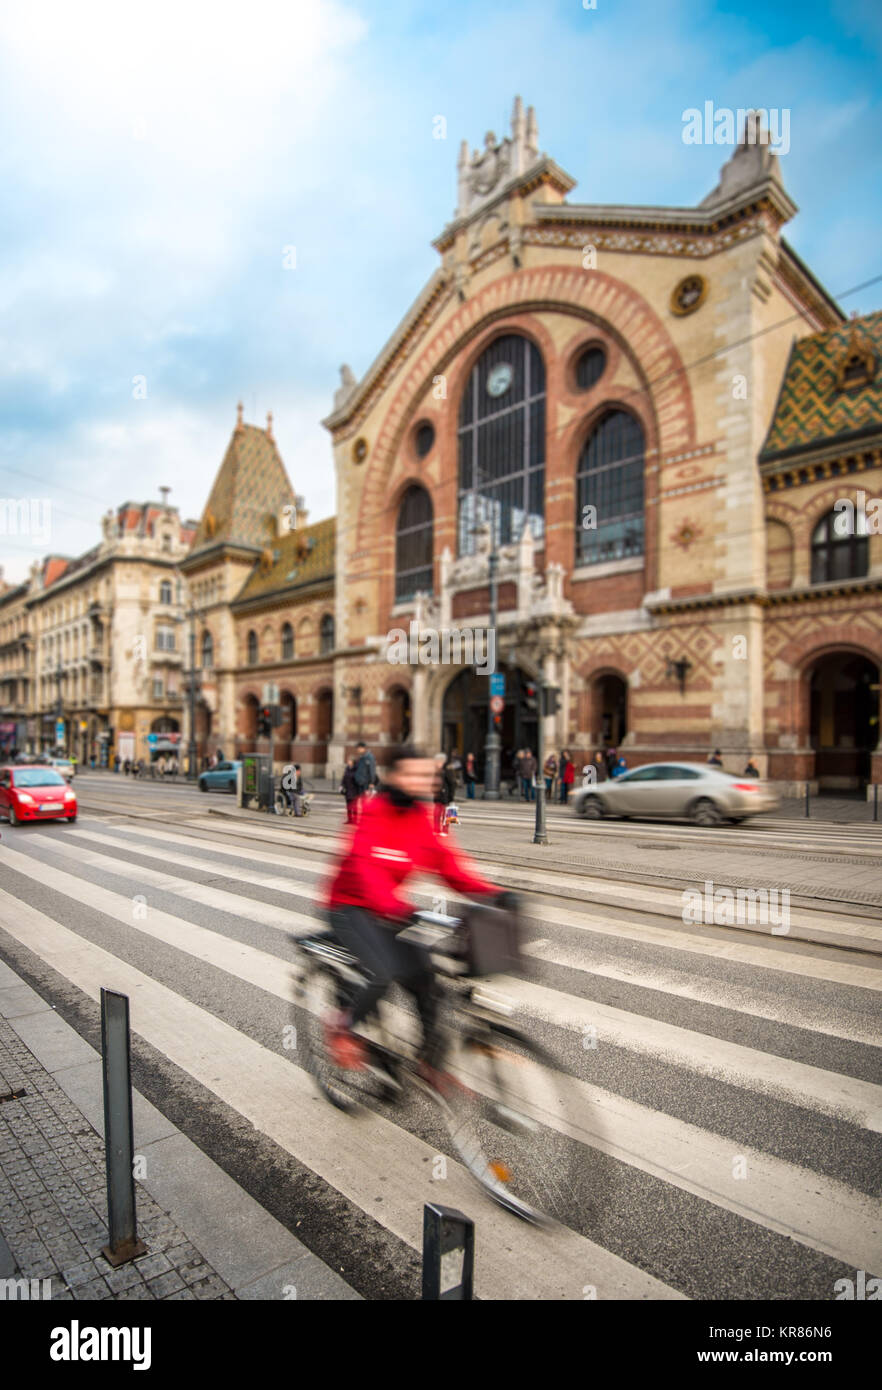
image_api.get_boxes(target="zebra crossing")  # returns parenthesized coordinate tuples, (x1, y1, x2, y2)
(0, 810, 880, 1299)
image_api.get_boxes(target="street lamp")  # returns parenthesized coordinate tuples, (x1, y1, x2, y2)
(174, 576, 202, 781)
(471, 495, 501, 801)
(54, 660, 64, 752)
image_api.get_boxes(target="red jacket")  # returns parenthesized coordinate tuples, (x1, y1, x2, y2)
(562, 760, 575, 784)
(325, 789, 497, 921)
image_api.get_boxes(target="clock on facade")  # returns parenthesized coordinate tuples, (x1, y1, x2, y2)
(486, 362, 513, 397)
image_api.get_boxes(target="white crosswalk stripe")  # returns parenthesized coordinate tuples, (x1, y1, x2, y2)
(1, 813, 880, 1298)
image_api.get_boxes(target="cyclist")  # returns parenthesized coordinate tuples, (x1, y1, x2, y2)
(323, 744, 510, 1073)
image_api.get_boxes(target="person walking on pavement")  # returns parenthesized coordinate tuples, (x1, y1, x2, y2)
(708, 748, 723, 767)
(604, 745, 617, 780)
(743, 756, 760, 778)
(524, 749, 537, 801)
(340, 757, 360, 824)
(353, 741, 379, 817)
(432, 751, 456, 834)
(560, 749, 575, 804)
(543, 751, 558, 799)
(464, 751, 477, 800)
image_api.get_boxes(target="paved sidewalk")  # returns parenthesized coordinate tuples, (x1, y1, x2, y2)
(0, 959, 359, 1301)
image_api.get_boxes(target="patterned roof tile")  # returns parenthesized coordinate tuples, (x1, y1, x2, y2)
(761, 311, 882, 460)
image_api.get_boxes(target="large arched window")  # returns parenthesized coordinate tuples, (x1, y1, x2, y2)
(811, 507, 868, 585)
(201, 631, 213, 670)
(281, 622, 294, 660)
(395, 485, 434, 601)
(247, 629, 258, 665)
(320, 614, 335, 654)
(576, 409, 645, 565)
(457, 333, 545, 555)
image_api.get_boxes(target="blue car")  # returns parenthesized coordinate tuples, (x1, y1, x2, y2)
(198, 760, 241, 794)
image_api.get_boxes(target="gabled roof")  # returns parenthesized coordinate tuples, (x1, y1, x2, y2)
(760, 311, 882, 461)
(234, 517, 336, 606)
(190, 417, 296, 555)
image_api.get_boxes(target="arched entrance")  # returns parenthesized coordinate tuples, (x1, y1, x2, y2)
(594, 674, 627, 746)
(442, 663, 538, 783)
(315, 689, 333, 743)
(241, 694, 259, 751)
(809, 652, 879, 791)
(387, 686, 411, 743)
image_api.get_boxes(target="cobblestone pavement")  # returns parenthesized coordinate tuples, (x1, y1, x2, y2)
(0, 1015, 235, 1301)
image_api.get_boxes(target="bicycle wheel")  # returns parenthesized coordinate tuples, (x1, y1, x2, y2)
(438, 1022, 598, 1226)
(294, 958, 360, 1111)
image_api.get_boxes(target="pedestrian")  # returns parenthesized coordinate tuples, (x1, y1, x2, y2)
(708, 748, 723, 767)
(432, 751, 455, 834)
(124, 758, 131, 776)
(353, 741, 378, 816)
(340, 757, 359, 824)
(560, 749, 575, 804)
(524, 749, 537, 801)
(604, 745, 617, 779)
(612, 755, 628, 778)
(284, 763, 304, 815)
(594, 750, 607, 782)
(464, 751, 476, 800)
(543, 751, 558, 798)
(743, 757, 760, 778)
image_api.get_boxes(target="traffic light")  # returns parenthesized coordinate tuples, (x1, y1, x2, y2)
(258, 706, 272, 738)
(523, 681, 538, 712)
(541, 685, 562, 718)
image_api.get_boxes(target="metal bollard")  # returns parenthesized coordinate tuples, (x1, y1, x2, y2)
(421, 1203, 474, 1300)
(100, 989, 147, 1266)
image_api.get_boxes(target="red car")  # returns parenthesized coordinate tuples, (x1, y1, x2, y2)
(0, 764, 78, 825)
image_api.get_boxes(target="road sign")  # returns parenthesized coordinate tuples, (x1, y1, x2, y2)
(55, 719, 65, 744)
(490, 694, 504, 714)
(490, 673, 505, 697)
(262, 682, 280, 705)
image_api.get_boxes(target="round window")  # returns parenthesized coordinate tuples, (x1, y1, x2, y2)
(415, 421, 435, 458)
(351, 437, 368, 464)
(575, 346, 606, 391)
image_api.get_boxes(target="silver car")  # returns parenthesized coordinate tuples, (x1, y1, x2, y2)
(573, 762, 779, 826)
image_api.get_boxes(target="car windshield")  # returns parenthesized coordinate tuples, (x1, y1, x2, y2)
(14, 768, 66, 787)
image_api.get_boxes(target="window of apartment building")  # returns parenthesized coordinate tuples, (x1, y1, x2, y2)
(155, 625, 176, 651)
(320, 614, 335, 654)
(281, 622, 294, 661)
(247, 630, 258, 664)
(159, 580, 173, 604)
(202, 630, 213, 669)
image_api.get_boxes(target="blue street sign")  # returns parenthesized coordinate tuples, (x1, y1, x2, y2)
(55, 718, 65, 744)
(490, 673, 505, 698)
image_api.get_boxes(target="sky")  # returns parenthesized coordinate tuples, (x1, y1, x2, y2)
(1, 0, 880, 582)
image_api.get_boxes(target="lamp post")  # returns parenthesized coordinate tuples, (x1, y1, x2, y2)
(54, 660, 64, 753)
(175, 576, 201, 781)
(481, 514, 501, 801)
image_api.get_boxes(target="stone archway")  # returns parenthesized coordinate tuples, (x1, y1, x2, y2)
(807, 651, 879, 791)
(441, 662, 539, 784)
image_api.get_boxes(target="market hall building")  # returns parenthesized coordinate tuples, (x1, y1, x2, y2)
(186, 100, 881, 793)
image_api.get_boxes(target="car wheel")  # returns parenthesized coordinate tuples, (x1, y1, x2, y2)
(227, 780, 235, 792)
(8, 806, 18, 827)
(578, 796, 604, 819)
(66, 815, 77, 823)
(199, 781, 208, 792)
(690, 797, 722, 827)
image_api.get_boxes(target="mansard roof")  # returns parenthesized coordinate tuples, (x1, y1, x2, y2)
(233, 516, 336, 608)
(760, 311, 882, 462)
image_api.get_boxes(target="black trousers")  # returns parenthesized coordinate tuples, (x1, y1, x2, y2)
(329, 904, 438, 1055)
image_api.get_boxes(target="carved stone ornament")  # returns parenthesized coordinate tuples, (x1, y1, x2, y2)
(670, 274, 707, 317)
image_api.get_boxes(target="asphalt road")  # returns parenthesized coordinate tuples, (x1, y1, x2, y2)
(0, 775, 880, 1299)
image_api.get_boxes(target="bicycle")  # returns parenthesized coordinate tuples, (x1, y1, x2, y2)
(290, 902, 590, 1226)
